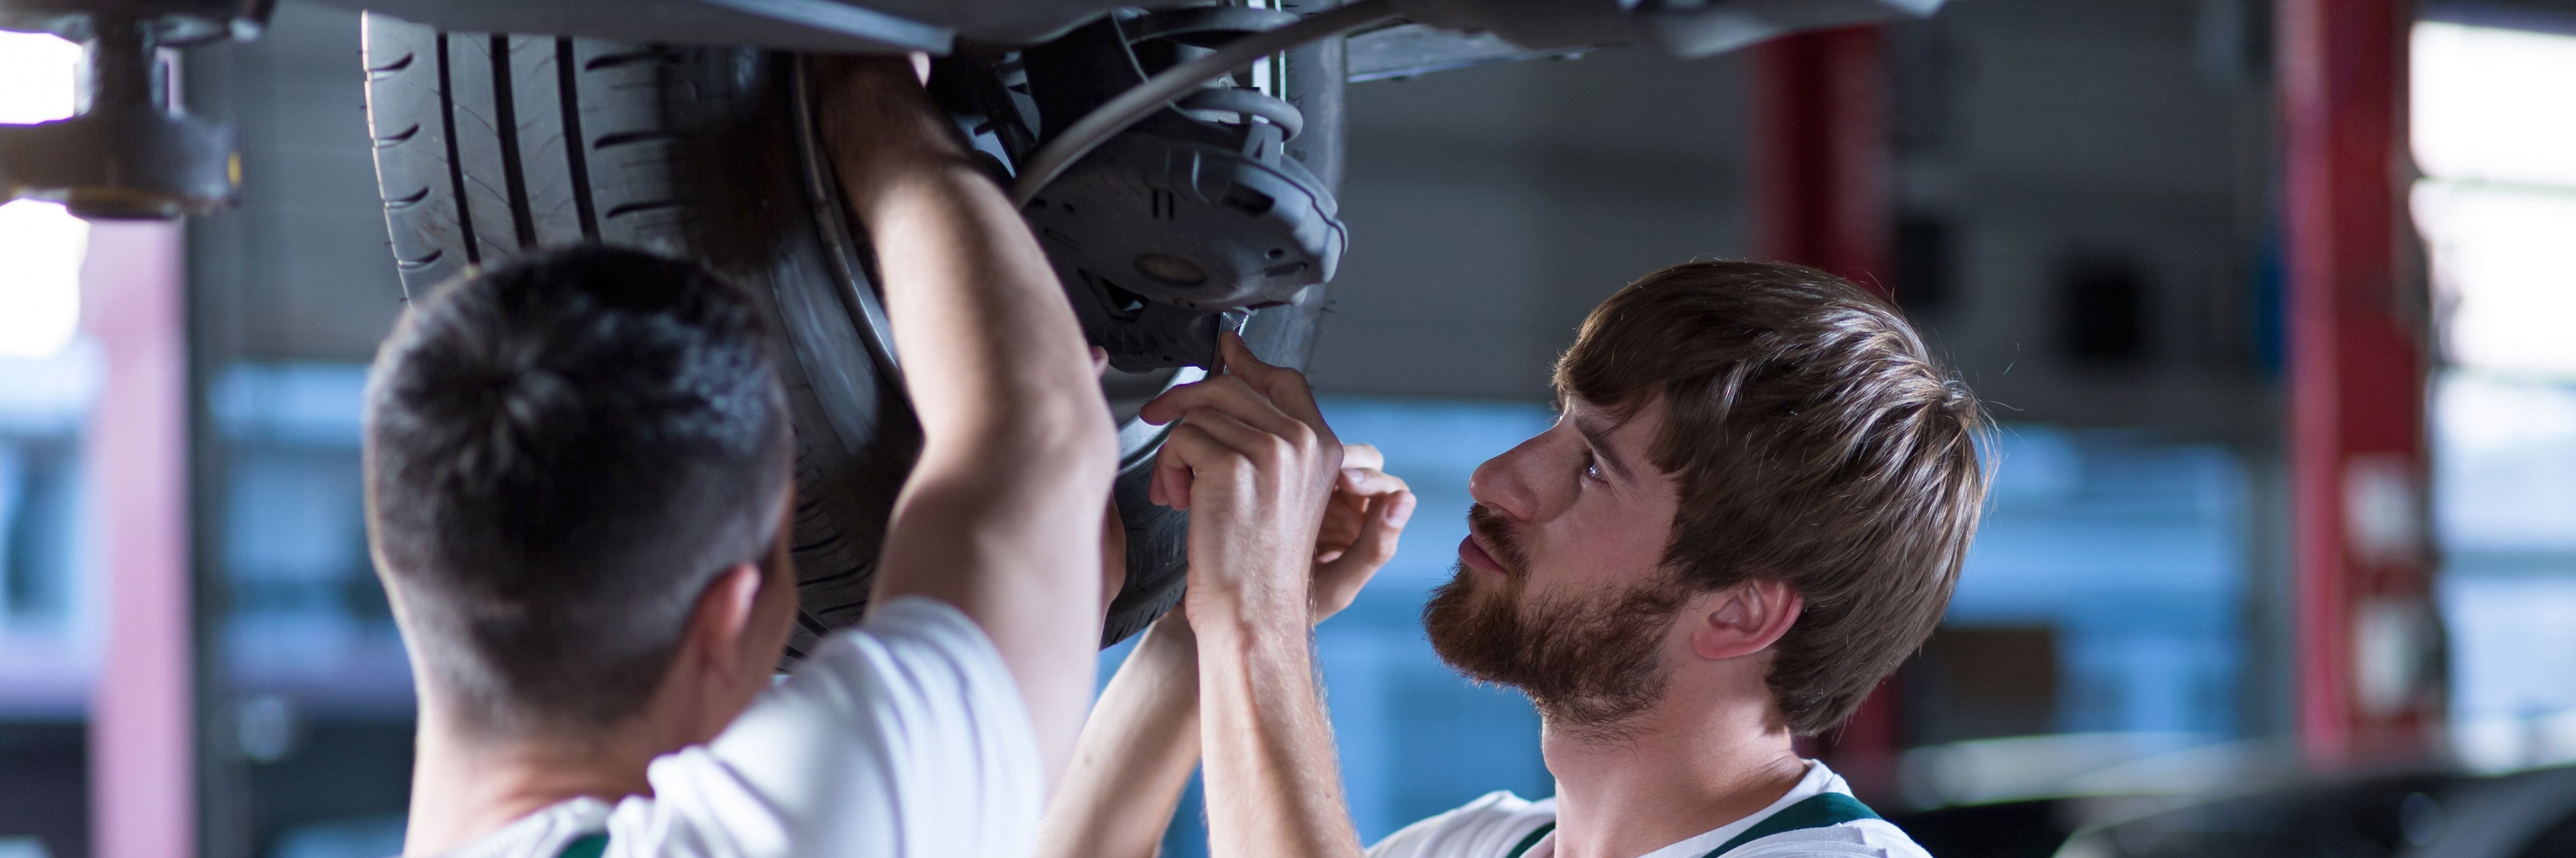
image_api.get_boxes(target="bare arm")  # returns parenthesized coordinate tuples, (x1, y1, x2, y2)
(1036, 429, 1410, 858)
(818, 57, 1118, 791)
(1036, 610, 1204, 858)
(1040, 334, 1414, 858)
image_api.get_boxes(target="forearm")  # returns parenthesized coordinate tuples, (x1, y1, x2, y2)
(1038, 614, 1206, 858)
(1108, 343, 1402, 858)
(859, 174, 1115, 764)
(1195, 611, 1362, 858)
(821, 60, 1117, 789)
(854, 162, 1114, 466)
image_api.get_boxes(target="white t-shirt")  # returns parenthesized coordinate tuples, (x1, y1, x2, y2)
(440, 597, 1043, 858)
(1365, 761, 1929, 858)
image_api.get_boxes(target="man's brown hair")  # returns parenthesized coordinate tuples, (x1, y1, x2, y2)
(1555, 260, 1987, 735)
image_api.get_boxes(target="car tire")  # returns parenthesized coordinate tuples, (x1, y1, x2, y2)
(357, 14, 1340, 649)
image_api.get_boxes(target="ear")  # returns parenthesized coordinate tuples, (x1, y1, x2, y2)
(738, 487, 802, 673)
(1687, 580, 1803, 662)
(686, 563, 767, 681)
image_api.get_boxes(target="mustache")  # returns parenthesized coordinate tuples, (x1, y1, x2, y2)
(1466, 503, 1530, 578)
(1426, 507, 1689, 738)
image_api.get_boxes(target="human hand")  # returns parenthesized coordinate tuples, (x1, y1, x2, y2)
(1141, 333, 1343, 630)
(1310, 443, 1413, 623)
(1148, 441, 1411, 632)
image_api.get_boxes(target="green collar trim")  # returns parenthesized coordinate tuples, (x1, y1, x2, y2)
(1501, 793, 1880, 858)
(558, 833, 608, 858)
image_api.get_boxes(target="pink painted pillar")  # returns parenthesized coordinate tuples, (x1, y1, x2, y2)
(82, 220, 194, 858)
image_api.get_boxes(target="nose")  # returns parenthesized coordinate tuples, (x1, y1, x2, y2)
(1469, 427, 1561, 524)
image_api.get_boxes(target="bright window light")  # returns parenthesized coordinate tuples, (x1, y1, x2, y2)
(2414, 183, 2576, 377)
(2414, 22, 2576, 188)
(0, 31, 79, 123)
(2413, 21, 2576, 378)
(2434, 375, 2576, 552)
(0, 31, 88, 360)
(2416, 18, 2576, 769)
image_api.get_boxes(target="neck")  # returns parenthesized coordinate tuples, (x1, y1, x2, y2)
(1537, 688, 1806, 858)
(402, 702, 660, 856)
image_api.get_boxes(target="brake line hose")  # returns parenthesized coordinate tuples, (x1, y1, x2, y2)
(1008, 0, 1399, 206)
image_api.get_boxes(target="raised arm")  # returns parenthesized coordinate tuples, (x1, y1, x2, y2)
(1036, 334, 1413, 858)
(1036, 609, 1205, 858)
(817, 56, 1118, 790)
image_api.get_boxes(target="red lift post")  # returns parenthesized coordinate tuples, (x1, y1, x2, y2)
(1754, 26, 1891, 296)
(2277, 0, 2440, 767)
(1750, 24, 1902, 798)
(1761, 0, 2438, 787)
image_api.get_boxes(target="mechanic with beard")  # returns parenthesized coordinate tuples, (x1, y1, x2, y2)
(1036, 261, 1987, 858)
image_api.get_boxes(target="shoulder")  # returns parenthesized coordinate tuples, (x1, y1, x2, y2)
(1724, 820, 1932, 858)
(1367, 791, 1558, 858)
(755, 595, 1014, 716)
(824, 595, 996, 667)
(626, 595, 1042, 856)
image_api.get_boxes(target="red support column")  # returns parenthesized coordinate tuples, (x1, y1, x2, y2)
(2277, 0, 2438, 768)
(1752, 25, 1901, 796)
(1753, 25, 1891, 295)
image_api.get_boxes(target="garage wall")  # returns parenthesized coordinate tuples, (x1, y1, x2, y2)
(1310, 0, 2282, 448)
(187, 2, 409, 367)
(1897, 0, 2279, 444)
(181, 6, 414, 858)
(1310, 48, 1755, 402)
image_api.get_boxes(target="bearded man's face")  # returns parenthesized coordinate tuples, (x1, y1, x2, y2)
(1424, 398, 1691, 735)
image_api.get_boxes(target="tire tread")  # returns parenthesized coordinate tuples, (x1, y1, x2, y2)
(359, 16, 1329, 650)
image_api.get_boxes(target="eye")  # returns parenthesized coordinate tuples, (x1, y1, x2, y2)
(1580, 449, 1606, 483)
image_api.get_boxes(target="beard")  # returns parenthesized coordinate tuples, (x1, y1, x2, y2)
(1422, 505, 1691, 738)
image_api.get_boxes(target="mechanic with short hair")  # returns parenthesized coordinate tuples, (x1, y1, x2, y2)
(366, 56, 1119, 857)
(1041, 261, 1987, 858)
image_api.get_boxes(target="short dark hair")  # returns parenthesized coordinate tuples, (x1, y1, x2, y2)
(1555, 260, 1987, 735)
(364, 246, 792, 733)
